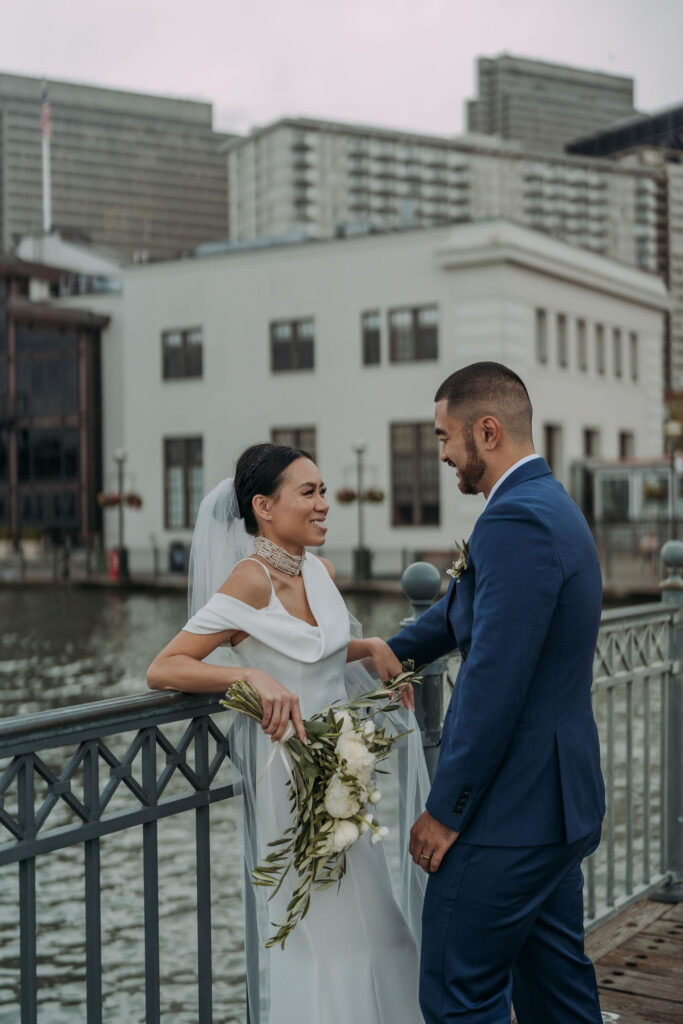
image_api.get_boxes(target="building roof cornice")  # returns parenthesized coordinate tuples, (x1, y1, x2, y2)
(435, 220, 671, 312)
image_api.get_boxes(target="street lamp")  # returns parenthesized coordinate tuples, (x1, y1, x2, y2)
(352, 438, 371, 580)
(665, 419, 682, 541)
(114, 448, 129, 580)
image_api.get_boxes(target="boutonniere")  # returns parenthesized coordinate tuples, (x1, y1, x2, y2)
(446, 540, 469, 581)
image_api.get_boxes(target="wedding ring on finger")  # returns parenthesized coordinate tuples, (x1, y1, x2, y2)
(420, 852, 432, 862)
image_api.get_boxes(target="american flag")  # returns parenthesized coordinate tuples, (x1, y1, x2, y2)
(40, 83, 51, 138)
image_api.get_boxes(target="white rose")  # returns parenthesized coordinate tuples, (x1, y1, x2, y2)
(371, 825, 390, 845)
(332, 819, 361, 852)
(324, 773, 361, 819)
(334, 710, 354, 734)
(336, 733, 376, 775)
(368, 789, 382, 805)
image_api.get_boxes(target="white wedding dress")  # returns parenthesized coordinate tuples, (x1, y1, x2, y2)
(184, 552, 428, 1024)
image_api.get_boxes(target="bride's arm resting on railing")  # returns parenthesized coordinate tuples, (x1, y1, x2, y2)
(146, 563, 307, 743)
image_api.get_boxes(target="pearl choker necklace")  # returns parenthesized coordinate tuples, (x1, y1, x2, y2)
(255, 536, 305, 576)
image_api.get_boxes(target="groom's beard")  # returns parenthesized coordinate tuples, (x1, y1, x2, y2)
(456, 425, 487, 495)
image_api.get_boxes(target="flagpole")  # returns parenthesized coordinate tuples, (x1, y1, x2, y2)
(41, 81, 52, 234)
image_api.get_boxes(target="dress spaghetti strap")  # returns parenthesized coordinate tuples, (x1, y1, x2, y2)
(237, 556, 274, 593)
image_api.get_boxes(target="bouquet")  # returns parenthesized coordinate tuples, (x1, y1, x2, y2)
(220, 662, 420, 948)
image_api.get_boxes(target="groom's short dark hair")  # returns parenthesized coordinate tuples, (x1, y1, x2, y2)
(435, 362, 533, 443)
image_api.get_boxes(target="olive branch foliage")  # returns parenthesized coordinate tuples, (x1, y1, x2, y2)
(220, 661, 420, 948)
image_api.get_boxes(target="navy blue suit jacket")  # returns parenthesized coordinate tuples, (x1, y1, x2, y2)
(389, 458, 605, 847)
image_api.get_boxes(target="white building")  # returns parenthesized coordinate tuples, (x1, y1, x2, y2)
(78, 221, 668, 573)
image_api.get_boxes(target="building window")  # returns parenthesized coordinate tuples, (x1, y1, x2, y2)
(543, 424, 563, 478)
(270, 319, 315, 371)
(361, 311, 381, 365)
(388, 306, 438, 362)
(557, 314, 568, 368)
(595, 324, 605, 375)
(17, 427, 79, 482)
(164, 437, 203, 529)
(583, 428, 601, 457)
(162, 327, 203, 379)
(613, 328, 623, 378)
(629, 332, 638, 381)
(390, 422, 440, 525)
(535, 309, 548, 364)
(577, 319, 588, 372)
(619, 431, 635, 460)
(271, 426, 317, 463)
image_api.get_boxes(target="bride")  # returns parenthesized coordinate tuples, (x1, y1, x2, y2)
(147, 443, 429, 1024)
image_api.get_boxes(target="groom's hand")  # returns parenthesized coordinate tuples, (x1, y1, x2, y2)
(410, 810, 459, 873)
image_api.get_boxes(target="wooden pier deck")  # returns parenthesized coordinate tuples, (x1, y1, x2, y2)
(586, 899, 683, 1023)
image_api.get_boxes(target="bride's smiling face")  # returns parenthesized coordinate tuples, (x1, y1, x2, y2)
(254, 457, 329, 551)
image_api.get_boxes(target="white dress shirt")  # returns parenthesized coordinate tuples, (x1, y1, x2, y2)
(485, 454, 542, 507)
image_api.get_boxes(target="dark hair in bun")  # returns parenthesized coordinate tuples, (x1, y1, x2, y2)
(234, 443, 312, 536)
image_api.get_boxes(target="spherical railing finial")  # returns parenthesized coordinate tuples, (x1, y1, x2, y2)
(661, 540, 683, 589)
(401, 561, 442, 606)
(662, 540, 683, 569)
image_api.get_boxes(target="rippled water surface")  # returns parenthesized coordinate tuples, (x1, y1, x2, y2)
(0, 586, 410, 1023)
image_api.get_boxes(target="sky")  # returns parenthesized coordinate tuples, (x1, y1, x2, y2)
(2, 0, 681, 137)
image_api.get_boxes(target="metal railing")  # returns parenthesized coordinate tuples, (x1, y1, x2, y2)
(0, 691, 236, 1024)
(1, 553, 682, 1020)
(585, 602, 674, 925)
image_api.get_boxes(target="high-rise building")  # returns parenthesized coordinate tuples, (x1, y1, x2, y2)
(567, 106, 683, 391)
(226, 117, 663, 269)
(566, 103, 683, 158)
(0, 72, 233, 260)
(466, 54, 636, 154)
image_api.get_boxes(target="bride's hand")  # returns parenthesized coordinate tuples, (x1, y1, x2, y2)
(364, 637, 402, 682)
(243, 669, 307, 744)
(365, 638, 416, 712)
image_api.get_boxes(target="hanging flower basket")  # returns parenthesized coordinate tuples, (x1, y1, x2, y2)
(97, 491, 143, 509)
(97, 492, 120, 508)
(363, 488, 385, 503)
(335, 488, 358, 504)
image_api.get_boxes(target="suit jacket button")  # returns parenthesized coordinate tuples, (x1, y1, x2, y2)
(460, 649, 467, 661)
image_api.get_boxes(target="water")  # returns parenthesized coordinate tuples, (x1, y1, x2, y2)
(0, 586, 410, 1023)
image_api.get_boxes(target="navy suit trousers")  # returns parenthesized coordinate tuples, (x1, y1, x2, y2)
(419, 829, 603, 1024)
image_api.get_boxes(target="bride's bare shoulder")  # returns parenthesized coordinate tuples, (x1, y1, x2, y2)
(315, 555, 336, 581)
(218, 559, 271, 609)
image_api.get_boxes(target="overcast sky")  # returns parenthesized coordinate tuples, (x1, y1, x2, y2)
(2, 0, 681, 136)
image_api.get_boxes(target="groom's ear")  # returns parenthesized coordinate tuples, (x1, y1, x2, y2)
(480, 416, 502, 449)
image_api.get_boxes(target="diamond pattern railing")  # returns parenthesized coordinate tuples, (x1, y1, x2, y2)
(585, 603, 677, 929)
(0, 691, 240, 1024)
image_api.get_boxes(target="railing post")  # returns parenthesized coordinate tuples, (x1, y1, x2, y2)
(655, 540, 683, 902)
(400, 561, 449, 783)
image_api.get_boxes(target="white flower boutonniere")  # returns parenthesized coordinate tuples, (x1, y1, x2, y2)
(446, 539, 469, 581)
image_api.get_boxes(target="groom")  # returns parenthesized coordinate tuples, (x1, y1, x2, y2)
(388, 362, 605, 1023)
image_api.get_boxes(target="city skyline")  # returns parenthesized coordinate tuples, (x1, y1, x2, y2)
(1, 0, 680, 137)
